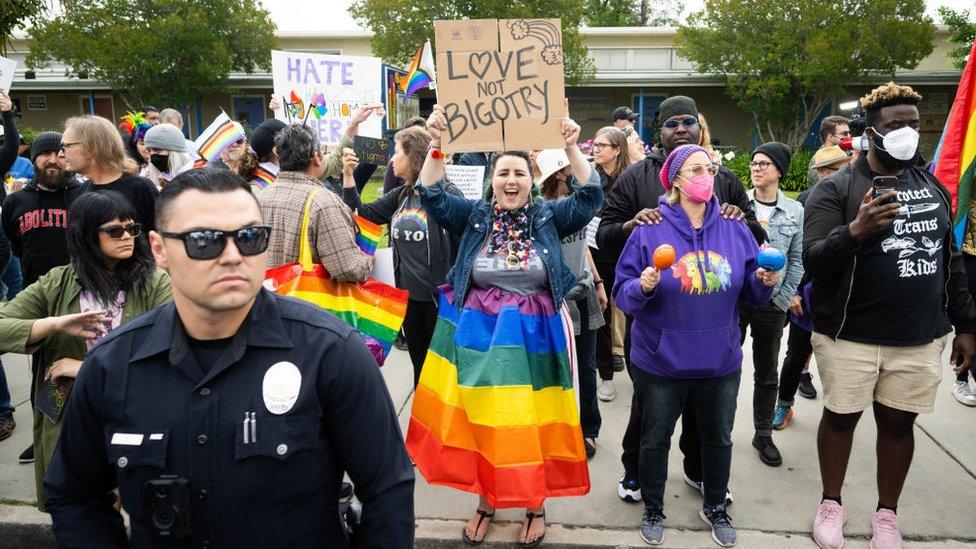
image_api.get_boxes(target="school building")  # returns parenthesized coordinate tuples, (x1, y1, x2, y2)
(3, 26, 964, 154)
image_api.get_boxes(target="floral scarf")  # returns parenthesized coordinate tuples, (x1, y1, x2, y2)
(487, 201, 533, 270)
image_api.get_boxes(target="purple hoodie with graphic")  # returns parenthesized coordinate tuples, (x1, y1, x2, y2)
(613, 196, 773, 379)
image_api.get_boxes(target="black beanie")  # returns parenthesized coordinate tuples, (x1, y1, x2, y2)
(658, 95, 698, 122)
(31, 131, 63, 163)
(250, 119, 287, 159)
(753, 141, 792, 177)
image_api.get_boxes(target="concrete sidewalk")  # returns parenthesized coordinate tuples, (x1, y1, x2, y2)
(1, 331, 975, 547)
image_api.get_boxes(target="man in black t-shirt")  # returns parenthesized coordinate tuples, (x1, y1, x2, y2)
(803, 83, 976, 549)
(60, 115, 158, 231)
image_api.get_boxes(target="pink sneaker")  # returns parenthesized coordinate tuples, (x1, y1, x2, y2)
(813, 500, 846, 549)
(869, 509, 902, 549)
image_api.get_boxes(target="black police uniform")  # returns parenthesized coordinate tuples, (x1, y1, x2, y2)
(45, 289, 415, 548)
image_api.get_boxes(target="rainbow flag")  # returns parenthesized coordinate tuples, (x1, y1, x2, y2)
(933, 39, 976, 244)
(397, 41, 436, 97)
(252, 162, 278, 189)
(354, 215, 382, 256)
(194, 112, 245, 160)
(266, 262, 408, 357)
(406, 287, 590, 509)
(264, 188, 408, 363)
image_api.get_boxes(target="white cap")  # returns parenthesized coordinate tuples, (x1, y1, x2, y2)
(535, 149, 570, 184)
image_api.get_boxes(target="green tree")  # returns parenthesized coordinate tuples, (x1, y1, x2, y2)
(637, 0, 684, 26)
(27, 0, 276, 109)
(0, 0, 47, 56)
(584, 0, 638, 27)
(939, 7, 975, 70)
(349, 0, 594, 84)
(675, 0, 935, 150)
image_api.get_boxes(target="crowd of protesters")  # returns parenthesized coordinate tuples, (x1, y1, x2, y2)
(0, 78, 971, 549)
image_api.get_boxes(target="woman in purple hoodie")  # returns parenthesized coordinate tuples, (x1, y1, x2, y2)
(613, 144, 778, 547)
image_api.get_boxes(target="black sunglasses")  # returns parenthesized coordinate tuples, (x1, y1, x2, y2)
(663, 116, 699, 129)
(159, 226, 271, 260)
(98, 223, 142, 239)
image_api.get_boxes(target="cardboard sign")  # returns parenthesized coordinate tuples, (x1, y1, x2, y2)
(444, 164, 487, 200)
(271, 50, 382, 145)
(0, 56, 16, 94)
(354, 136, 390, 166)
(434, 18, 565, 153)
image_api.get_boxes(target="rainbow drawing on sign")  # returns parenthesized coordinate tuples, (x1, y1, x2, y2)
(310, 92, 328, 120)
(285, 90, 305, 120)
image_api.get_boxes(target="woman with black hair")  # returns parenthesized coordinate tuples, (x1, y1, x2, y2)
(0, 190, 172, 510)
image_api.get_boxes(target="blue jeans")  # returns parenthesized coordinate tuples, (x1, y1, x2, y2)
(575, 309, 600, 439)
(0, 359, 13, 419)
(635, 367, 741, 510)
(3, 256, 23, 300)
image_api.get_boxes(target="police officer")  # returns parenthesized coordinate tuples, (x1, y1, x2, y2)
(45, 169, 415, 548)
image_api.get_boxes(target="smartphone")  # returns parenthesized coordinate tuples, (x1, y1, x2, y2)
(872, 175, 898, 205)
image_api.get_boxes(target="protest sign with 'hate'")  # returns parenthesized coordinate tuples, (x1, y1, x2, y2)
(434, 19, 565, 153)
(271, 50, 382, 145)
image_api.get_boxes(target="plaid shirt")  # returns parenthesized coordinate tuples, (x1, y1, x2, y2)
(259, 171, 373, 282)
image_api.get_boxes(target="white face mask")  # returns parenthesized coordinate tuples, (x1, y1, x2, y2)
(871, 126, 919, 161)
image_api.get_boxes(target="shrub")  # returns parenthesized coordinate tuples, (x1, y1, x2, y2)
(725, 148, 814, 193)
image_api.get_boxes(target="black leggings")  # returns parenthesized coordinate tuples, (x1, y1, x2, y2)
(961, 254, 976, 383)
(403, 298, 439, 387)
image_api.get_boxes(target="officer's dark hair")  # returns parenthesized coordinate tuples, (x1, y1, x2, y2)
(155, 168, 255, 230)
(67, 190, 157, 305)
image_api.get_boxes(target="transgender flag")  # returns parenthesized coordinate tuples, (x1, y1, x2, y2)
(397, 41, 437, 98)
(194, 111, 246, 161)
(932, 39, 976, 244)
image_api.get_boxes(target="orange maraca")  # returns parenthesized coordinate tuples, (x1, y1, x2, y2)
(653, 244, 676, 270)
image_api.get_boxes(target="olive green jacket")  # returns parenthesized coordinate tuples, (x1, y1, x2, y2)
(0, 264, 172, 509)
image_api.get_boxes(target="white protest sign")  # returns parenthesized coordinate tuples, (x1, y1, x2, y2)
(271, 50, 383, 145)
(586, 216, 600, 249)
(0, 56, 17, 94)
(371, 247, 395, 286)
(444, 165, 486, 200)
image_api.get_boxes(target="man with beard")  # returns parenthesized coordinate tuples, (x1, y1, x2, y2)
(2, 131, 84, 289)
(596, 95, 762, 509)
(0, 131, 82, 454)
(804, 82, 976, 549)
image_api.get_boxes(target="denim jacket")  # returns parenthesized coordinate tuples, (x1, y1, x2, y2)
(418, 168, 603, 308)
(747, 188, 804, 311)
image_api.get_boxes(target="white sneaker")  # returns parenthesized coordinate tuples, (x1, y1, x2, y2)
(952, 380, 976, 406)
(598, 380, 616, 402)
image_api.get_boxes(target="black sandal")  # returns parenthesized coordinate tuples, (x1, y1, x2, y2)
(461, 508, 495, 545)
(518, 509, 546, 547)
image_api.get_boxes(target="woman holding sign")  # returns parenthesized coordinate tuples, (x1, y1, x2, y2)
(406, 103, 601, 546)
(0, 191, 171, 511)
(613, 144, 777, 547)
(340, 125, 461, 386)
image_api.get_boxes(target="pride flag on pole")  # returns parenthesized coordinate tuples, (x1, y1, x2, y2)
(194, 111, 246, 160)
(932, 39, 976, 244)
(396, 40, 437, 97)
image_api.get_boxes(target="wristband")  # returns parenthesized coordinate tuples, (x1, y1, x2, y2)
(428, 143, 444, 160)
(594, 280, 603, 286)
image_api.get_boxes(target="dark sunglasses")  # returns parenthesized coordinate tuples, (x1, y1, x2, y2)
(662, 116, 699, 129)
(159, 226, 271, 260)
(98, 223, 142, 239)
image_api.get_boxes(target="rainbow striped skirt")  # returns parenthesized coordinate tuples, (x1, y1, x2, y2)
(406, 285, 590, 509)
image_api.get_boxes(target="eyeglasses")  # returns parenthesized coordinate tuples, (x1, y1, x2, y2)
(59, 142, 82, 152)
(680, 164, 719, 177)
(159, 226, 271, 260)
(749, 161, 775, 171)
(98, 223, 142, 239)
(592, 142, 618, 151)
(832, 130, 852, 137)
(662, 117, 698, 130)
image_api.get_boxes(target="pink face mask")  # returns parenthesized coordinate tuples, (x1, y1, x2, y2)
(678, 173, 715, 204)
